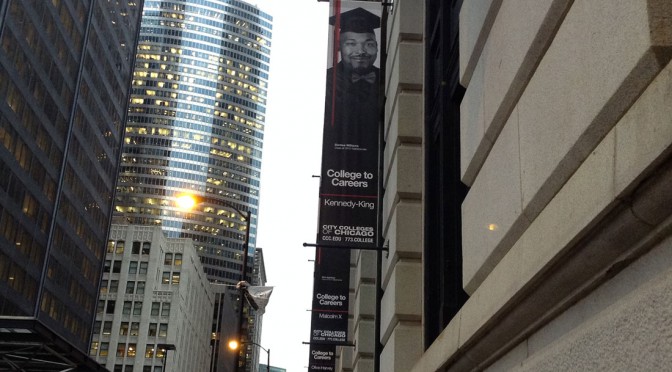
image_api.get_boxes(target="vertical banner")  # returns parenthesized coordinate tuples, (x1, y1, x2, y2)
(309, 1, 381, 370)
(308, 344, 336, 372)
(318, 2, 380, 250)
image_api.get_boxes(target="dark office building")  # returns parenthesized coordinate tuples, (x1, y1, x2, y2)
(0, 0, 143, 369)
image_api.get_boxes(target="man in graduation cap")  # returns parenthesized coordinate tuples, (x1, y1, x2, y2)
(323, 6, 381, 153)
(316, 6, 381, 251)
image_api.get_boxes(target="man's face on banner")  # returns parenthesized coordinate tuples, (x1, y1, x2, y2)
(339, 31, 378, 71)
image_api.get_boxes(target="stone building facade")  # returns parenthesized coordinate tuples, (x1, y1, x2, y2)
(345, 1, 672, 371)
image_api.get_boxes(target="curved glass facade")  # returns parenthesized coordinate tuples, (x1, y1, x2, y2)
(115, 0, 272, 284)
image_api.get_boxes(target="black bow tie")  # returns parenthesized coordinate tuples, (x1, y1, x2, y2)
(352, 72, 376, 84)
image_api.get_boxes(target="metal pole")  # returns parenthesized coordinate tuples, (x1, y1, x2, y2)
(236, 211, 251, 371)
(375, 3, 391, 372)
(267, 348, 270, 372)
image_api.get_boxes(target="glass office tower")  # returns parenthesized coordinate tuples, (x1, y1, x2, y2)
(114, 0, 272, 285)
(0, 0, 143, 369)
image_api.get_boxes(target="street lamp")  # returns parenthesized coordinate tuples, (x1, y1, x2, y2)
(228, 340, 270, 372)
(157, 343, 176, 371)
(175, 194, 251, 283)
(175, 193, 252, 371)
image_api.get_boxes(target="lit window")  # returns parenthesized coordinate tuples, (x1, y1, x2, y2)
(90, 341, 99, 356)
(116, 241, 125, 254)
(145, 344, 155, 358)
(100, 342, 109, 356)
(128, 343, 137, 357)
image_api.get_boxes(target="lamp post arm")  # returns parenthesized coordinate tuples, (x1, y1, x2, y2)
(237, 341, 270, 371)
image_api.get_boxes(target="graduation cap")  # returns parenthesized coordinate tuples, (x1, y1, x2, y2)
(330, 7, 380, 34)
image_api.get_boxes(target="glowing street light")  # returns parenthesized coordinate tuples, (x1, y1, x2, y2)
(175, 194, 197, 210)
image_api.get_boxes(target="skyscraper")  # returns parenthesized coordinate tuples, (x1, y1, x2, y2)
(114, 2, 272, 371)
(114, 0, 272, 286)
(0, 0, 143, 369)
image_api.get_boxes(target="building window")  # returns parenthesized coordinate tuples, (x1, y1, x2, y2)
(129, 261, 138, 274)
(137, 281, 145, 294)
(139, 262, 148, 274)
(110, 280, 119, 293)
(106, 300, 116, 314)
(164, 253, 173, 265)
(142, 242, 151, 255)
(107, 241, 115, 253)
(112, 260, 122, 273)
(133, 301, 143, 316)
(131, 322, 140, 336)
(423, 0, 469, 347)
(120, 322, 129, 335)
(132, 241, 141, 254)
(100, 342, 109, 357)
(145, 344, 155, 358)
(116, 241, 125, 254)
(90, 341, 99, 356)
(128, 343, 137, 357)
(171, 272, 180, 284)
(158, 323, 168, 337)
(174, 253, 182, 266)
(161, 303, 170, 317)
(161, 272, 170, 284)
(103, 321, 112, 335)
(126, 281, 135, 294)
(97, 300, 105, 314)
(93, 321, 101, 334)
(100, 280, 109, 293)
(123, 301, 132, 315)
(117, 343, 126, 357)
(103, 260, 112, 272)
(151, 302, 160, 316)
(148, 323, 157, 337)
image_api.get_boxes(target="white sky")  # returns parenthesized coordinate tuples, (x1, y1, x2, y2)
(251, 1, 330, 371)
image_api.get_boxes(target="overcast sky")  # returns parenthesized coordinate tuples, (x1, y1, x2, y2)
(251, 1, 330, 370)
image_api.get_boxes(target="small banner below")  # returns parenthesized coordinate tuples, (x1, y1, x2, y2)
(308, 344, 336, 372)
